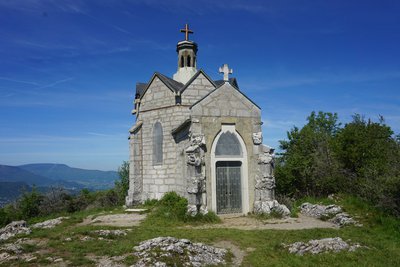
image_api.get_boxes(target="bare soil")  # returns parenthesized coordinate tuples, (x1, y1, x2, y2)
(78, 213, 146, 227)
(187, 214, 337, 230)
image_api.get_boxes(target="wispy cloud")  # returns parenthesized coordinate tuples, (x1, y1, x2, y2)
(0, 77, 40, 86)
(36, 77, 74, 89)
(242, 70, 400, 91)
(128, 0, 271, 15)
(0, 0, 86, 14)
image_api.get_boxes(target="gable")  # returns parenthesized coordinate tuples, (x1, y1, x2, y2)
(180, 71, 216, 105)
(140, 76, 176, 111)
(191, 83, 260, 118)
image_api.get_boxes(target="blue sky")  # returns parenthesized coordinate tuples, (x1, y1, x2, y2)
(0, 0, 399, 171)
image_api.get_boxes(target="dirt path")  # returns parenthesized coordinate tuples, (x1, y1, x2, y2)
(186, 214, 337, 230)
(213, 240, 255, 267)
(77, 213, 146, 227)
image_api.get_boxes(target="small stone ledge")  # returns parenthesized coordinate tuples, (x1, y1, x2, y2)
(283, 237, 366, 255)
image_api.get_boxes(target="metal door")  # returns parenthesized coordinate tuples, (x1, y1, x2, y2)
(216, 161, 242, 214)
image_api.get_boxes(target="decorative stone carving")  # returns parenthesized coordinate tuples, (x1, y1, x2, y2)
(254, 144, 289, 216)
(252, 132, 263, 145)
(185, 133, 207, 216)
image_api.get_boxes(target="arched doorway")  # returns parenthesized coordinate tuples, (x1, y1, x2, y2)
(211, 125, 249, 214)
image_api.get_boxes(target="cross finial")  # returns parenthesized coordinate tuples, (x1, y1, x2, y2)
(180, 23, 193, 41)
(219, 64, 233, 82)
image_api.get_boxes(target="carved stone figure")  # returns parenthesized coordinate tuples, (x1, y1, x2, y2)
(185, 133, 207, 216)
(252, 132, 263, 145)
(254, 144, 288, 216)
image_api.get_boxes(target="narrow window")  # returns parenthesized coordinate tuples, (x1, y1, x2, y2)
(187, 56, 191, 67)
(180, 56, 184, 68)
(153, 122, 163, 165)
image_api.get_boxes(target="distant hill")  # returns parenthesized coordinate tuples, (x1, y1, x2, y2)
(0, 164, 82, 188)
(0, 163, 119, 207)
(18, 163, 118, 190)
(0, 164, 61, 186)
(0, 181, 31, 207)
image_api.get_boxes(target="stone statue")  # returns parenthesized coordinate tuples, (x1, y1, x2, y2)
(185, 133, 207, 216)
(252, 132, 263, 145)
(254, 144, 289, 216)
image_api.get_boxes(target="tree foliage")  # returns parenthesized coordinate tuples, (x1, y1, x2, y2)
(276, 111, 400, 216)
(115, 161, 129, 204)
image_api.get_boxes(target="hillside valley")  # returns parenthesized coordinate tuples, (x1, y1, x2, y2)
(0, 164, 118, 206)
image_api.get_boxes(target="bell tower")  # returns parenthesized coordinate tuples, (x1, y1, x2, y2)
(173, 24, 198, 84)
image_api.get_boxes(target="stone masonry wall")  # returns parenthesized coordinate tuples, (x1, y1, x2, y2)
(191, 83, 262, 212)
(140, 77, 176, 111)
(181, 73, 215, 105)
(138, 106, 191, 200)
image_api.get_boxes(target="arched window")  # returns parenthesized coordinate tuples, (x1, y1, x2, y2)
(153, 122, 163, 165)
(180, 56, 184, 68)
(187, 56, 191, 67)
(215, 131, 242, 156)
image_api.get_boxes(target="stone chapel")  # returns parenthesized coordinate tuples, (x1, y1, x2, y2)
(126, 25, 288, 216)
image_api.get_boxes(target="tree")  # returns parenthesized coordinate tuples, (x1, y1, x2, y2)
(276, 111, 342, 197)
(18, 187, 44, 219)
(334, 115, 400, 215)
(115, 161, 130, 204)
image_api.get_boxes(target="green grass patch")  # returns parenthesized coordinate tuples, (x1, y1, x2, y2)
(1, 193, 399, 267)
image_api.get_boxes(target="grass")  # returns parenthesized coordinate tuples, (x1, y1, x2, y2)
(1, 194, 399, 266)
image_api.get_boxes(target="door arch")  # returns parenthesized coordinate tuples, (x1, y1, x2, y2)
(210, 124, 249, 214)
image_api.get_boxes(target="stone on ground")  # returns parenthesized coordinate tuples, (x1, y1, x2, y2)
(300, 203, 359, 227)
(0, 221, 31, 241)
(93, 229, 128, 236)
(31, 217, 69, 229)
(133, 236, 227, 267)
(254, 200, 291, 217)
(329, 212, 360, 227)
(300, 203, 342, 218)
(284, 237, 364, 255)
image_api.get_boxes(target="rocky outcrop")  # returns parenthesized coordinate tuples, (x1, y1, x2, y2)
(31, 217, 69, 229)
(329, 213, 360, 227)
(254, 200, 290, 217)
(133, 237, 227, 267)
(284, 237, 364, 255)
(300, 203, 342, 218)
(0, 221, 31, 241)
(93, 229, 129, 236)
(300, 203, 360, 227)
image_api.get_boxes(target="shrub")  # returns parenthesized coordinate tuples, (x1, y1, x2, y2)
(145, 191, 220, 225)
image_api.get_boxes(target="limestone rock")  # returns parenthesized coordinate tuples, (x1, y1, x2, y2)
(93, 230, 128, 236)
(0, 252, 10, 262)
(254, 200, 290, 217)
(300, 203, 342, 218)
(0, 221, 31, 241)
(31, 216, 69, 229)
(0, 243, 23, 254)
(329, 213, 360, 227)
(300, 203, 360, 227)
(187, 205, 198, 217)
(284, 237, 364, 255)
(133, 236, 226, 267)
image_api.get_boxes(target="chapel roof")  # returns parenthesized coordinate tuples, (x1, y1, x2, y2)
(135, 70, 239, 99)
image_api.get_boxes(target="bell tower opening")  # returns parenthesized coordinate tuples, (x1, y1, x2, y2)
(173, 24, 198, 84)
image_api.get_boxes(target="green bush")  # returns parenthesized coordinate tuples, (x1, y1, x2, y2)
(18, 187, 44, 219)
(145, 191, 220, 225)
(276, 112, 400, 217)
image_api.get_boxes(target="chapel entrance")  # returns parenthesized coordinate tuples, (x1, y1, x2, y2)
(211, 125, 249, 214)
(216, 161, 242, 214)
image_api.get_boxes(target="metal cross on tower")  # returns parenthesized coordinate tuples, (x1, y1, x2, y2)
(180, 24, 193, 41)
(219, 64, 233, 82)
